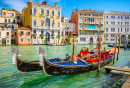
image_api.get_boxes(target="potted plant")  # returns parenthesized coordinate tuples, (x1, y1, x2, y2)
(32, 33, 37, 39)
(20, 33, 23, 36)
(40, 33, 44, 38)
(51, 33, 55, 36)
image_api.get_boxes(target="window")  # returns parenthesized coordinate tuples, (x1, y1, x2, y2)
(34, 21, 36, 26)
(8, 19, 10, 23)
(0, 40, 1, 44)
(58, 23, 60, 27)
(52, 23, 54, 27)
(47, 10, 49, 15)
(106, 21, 108, 24)
(106, 34, 108, 37)
(85, 31, 87, 35)
(30, 9, 32, 15)
(96, 32, 98, 35)
(28, 39, 30, 42)
(118, 28, 119, 32)
(13, 20, 15, 23)
(101, 19, 103, 23)
(106, 16, 108, 18)
(79, 24, 82, 29)
(80, 31, 82, 34)
(0, 31, 1, 36)
(52, 11, 54, 16)
(121, 16, 123, 19)
(93, 32, 95, 35)
(85, 25, 87, 29)
(111, 21, 115, 25)
(125, 22, 129, 25)
(41, 9, 44, 14)
(96, 25, 98, 29)
(101, 32, 103, 35)
(27, 32, 30, 36)
(12, 25, 14, 29)
(80, 18, 82, 22)
(111, 34, 115, 37)
(41, 30, 44, 34)
(33, 30, 36, 33)
(111, 16, 115, 18)
(93, 14, 94, 16)
(34, 8, 36, 14)
(125, 28, 127, 32)
(6, 32, 9, 36)
(125, 16, 129, 19)
(15, 32, 16, 35)
(58, 11, 60, 17)
(127, 28, 129, 32)
(97, 14, 98, 17)
(80, 13, 82, 16)
(17, 16, 20, 19)
(121, 28, 122, 32)
(5, 19, 7, 23)
(80, 37, 86, 42)
(7, 40, 9, 43)
(21, 38, 23, 42)
(3, 13, 6, 15)
(12, 14, 14, 16)
(118, 16, 120, 19)
(85, 14, 87, 16)
(111, 28, 115, 32)
(20, 31, 24, 36)
(101, 26, 103, 29)
(96, 19, 98, 23)
(88, 32, 90, 35)
(85, 19, 87, 22)
(89, 14, 91, 16)
(118, 22, 120, 25)
(121, 22, 123, 25)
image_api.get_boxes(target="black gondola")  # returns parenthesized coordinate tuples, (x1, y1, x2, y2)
(12, 46, 43, 72)
(108, 44, 124, 48)
(39, 46, 114, 76)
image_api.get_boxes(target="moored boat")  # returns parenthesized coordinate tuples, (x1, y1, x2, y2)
(39, 46, 114, 76)
(108, 44, 124, 48)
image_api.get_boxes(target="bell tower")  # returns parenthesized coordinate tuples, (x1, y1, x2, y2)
(29, 0, 31, 2)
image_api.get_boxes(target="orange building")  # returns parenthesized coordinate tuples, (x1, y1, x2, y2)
(71, 9, 104, 44)
(14, 27, 32, 45)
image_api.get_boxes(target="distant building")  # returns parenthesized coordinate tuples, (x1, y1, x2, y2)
(14, 27, 32, 45)
(71, 9, 104, 44)
(104, 11, 130, 43)
(0, 8, 19, 45)
(17, 14, 22, 28)
(61, 17, 76, 43)
(22, 0, 62, 44)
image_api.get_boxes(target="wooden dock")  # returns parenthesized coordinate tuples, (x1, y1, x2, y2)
(104, 66, 130, 73)
(121, 76, 130, 88)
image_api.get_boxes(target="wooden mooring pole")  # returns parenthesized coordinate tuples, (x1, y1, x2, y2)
(72, 36, 75, 62)
(113, 35, 117, 64)
(117, 36, 120, 61)
(98, 31, 101, 74)
(124, 37, 126, 51)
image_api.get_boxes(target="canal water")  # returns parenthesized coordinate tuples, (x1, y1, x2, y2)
(0, 44, 129, 88)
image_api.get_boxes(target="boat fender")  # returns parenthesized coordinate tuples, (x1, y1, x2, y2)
(39, 54, 43, 66)
(12, 53, 16, 64)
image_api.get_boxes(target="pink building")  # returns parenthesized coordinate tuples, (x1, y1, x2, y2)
(14, 27, 32, 45)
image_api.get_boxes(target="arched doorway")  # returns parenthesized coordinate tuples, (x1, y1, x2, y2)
(2, 38, 6, 45)
(128, 35, 130, 39)
(90, 37, 93, 43)
(45, 32, 50, 44)
(46, 18, 50, 29)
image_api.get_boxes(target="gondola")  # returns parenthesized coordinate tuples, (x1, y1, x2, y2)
(12, 46, 97, 72)
(12, 46, 43, 72)
(107, 44, 124, 48)
(49, 44, 66, 46)
(39, 46, 114, 76)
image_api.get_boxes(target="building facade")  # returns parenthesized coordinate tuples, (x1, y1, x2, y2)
(71, 9, 104, 44)
(14, 27, 32, 45)
(22, 0, 62, 44)
(0, 8, 19, 45)
(104, 11, 130, 43)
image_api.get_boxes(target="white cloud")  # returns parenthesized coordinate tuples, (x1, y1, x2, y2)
(2, 0, 28, 13)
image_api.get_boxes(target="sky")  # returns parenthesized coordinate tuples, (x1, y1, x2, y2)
(0, 0, 130, 19)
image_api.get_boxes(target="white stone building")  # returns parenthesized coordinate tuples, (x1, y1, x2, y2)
(104, 11, 130, 43)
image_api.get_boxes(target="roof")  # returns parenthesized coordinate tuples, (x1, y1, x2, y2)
(17, 26, 31, 30)
(2, 9, 19, 13)
(105, 11, 130, 15)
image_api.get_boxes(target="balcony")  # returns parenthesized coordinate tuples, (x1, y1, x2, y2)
(33, 26, 60, 30)
(89, 22, 95, 24)
(79, 21, 82, 23)
(6, 36, 10, 38)
(79, 28, 82, 30)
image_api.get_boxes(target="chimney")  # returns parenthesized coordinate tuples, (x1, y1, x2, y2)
(75, 9, 78, 12)
(29, 0, 31, 2)
(90, 8, 91, 10)
(38, 1, 40, 4)
(55, 3, 57, 7)
(42, 1, 47, 5)
(72, 9, 74, 14)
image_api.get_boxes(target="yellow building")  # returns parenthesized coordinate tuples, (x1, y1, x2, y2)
(22, 0, 62, 44)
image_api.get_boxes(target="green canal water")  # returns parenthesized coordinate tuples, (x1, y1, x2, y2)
(0, 44, 130, 88)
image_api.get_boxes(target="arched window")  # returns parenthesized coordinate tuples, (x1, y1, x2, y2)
(46, 18, 50, 28)
(12, 25, 14, 29)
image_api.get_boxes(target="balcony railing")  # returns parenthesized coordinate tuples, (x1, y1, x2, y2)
(89, 22, 95, 24)
(33, 26, 60, 30)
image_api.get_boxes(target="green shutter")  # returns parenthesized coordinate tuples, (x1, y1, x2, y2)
(96, 32, 98, 35)
(5, 19, 7, 22)
(8, 19, 10, 23)
(89, 32, 90, 35)
(93, 32, 94, 35)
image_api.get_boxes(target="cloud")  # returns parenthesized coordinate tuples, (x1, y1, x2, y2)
(2, 0, 28, 13)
